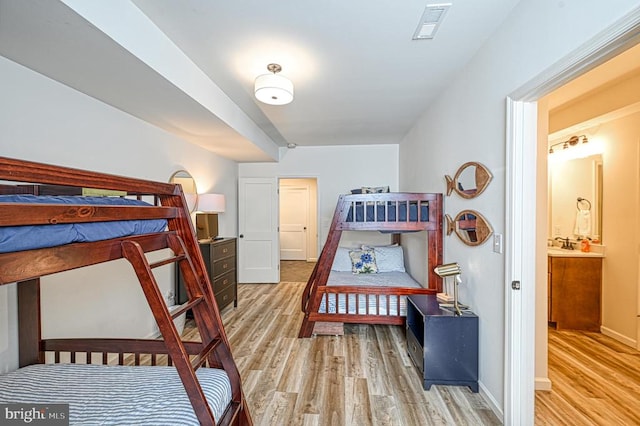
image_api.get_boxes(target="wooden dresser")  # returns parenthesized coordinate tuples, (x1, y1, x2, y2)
(176, 237, 237, 311)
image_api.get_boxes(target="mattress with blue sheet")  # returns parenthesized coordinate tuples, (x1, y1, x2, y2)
(0, 195, 168, 253)
(0, 363, 232, 425)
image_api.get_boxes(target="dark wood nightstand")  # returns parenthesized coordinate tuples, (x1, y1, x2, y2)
(406, 294, 478, 392)
(176, 237, 237, 311)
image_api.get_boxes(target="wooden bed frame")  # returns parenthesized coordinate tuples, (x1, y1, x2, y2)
(0, 157, 251, 425)
(298, 192, 443, 338)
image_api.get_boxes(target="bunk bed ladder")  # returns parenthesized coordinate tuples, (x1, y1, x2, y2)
(298, 195, 347, 338)
(121, 233, 247, 426)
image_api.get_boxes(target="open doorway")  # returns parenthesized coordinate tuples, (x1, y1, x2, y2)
(504, 15, 640, 424)
(534, 43, 640, 422)
(279, 178, 318, 282)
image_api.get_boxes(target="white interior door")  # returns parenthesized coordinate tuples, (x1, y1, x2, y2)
(280, 184, 309, 260)
(238, 177, 279, 283)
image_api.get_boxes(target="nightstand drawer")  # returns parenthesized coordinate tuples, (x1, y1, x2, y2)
(213, 270, 236, 293)
(215, 283, 235, 310)
(212, 240, 236, 259)
(212, 257, 235, 278)
(406, 327, 424, 374)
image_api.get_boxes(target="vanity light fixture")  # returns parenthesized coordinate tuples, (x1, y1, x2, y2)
(548, 135, 588, 154)
(254, 63, 294, 105)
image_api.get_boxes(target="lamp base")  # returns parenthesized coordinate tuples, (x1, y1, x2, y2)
(196, 213, 219, 240)
(437, 293, 454, 303)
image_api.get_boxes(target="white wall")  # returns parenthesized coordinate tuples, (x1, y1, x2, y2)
(595, 112, 640, 344)
(0, 56, 238, 371)
(240, 145, 400, 255)
(399, 0, 640, 417)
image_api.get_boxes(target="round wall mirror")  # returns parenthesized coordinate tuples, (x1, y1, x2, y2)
(446, 210, 493, 246)
(445, 162, 493, 199)
(169, 170, 198, 213)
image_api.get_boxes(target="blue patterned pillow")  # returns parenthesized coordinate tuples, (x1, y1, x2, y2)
(349, 249, 378, 274)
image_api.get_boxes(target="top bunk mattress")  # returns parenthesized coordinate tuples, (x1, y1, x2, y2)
(0, 195, 168, 253)
(0, 363, 231, 425)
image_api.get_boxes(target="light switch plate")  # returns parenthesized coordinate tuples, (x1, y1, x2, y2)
(493, 233, 503, 254)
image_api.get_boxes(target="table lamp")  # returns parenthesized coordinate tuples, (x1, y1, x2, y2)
(434, 262, 463, 315)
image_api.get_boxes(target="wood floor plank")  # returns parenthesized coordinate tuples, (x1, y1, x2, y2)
(370, 395, 400, 426)
(259, 391, 297, 426)
(322, 355, 345, 425)
(345, 377, 373, 426)
(535, 327, 640, 425)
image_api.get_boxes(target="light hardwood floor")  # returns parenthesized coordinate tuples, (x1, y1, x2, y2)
(535, 328, 640, 425)
(186, 280, 500, 425)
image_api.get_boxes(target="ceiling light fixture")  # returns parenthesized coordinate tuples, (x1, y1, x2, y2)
(254, 63, 294, 105)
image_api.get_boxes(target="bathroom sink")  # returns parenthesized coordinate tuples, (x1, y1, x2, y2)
(547, 247, 604, 257)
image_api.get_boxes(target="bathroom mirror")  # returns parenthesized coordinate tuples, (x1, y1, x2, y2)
(549, 154, 602, 242)
(446, 210, 493, 246)
(169, 170, 198, 213)
(445, 162, 493, 199)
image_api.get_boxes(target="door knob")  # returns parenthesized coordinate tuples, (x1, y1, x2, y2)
(239, 234, 244, 238)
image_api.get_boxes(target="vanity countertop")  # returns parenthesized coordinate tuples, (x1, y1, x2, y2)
(547, 247, 605, 258)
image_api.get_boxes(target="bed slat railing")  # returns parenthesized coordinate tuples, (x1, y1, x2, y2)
(308, 285, 436, 324)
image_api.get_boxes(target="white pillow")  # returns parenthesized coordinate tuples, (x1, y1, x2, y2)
(363, 245, 405, 272)
(331, 247, 354, 271)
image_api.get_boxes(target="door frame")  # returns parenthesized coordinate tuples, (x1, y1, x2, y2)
(278, 177, 319, 262)
(504, 11, 640, 424)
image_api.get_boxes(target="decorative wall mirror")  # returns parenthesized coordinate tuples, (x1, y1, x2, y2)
(445, 161, 493, 199)
(169, 170, 198, 213)
(446, 210, 493, 246)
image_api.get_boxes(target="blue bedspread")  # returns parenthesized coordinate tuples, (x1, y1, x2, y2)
(346, 202, 429, 222)
(0, 195, 168, 253)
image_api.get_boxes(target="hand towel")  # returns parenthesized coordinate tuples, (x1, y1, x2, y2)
(574, 209, 591, 237)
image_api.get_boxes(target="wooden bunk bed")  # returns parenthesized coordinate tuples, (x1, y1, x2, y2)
(299, 192, 443, 338)
(0, 157, 251, 425)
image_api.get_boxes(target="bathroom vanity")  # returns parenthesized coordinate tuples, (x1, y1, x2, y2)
(547, 248, 603, 331)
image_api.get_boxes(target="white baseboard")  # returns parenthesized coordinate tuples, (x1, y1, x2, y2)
(307, 257, 318, 262)
(535, 377, 552, 391)
(601, 326, 637, 348)
(479, 381, 503, 424)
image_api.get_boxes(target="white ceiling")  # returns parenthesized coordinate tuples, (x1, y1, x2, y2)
(2, 0, 526, 161)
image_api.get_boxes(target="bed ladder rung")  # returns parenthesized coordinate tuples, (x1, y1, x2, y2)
(148, 253, 187, 269)
(190, 337, 222, 370)
(171, 296, 204, 319)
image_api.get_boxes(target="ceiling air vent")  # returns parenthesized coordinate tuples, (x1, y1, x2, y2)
(412, 3, 452, 40)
